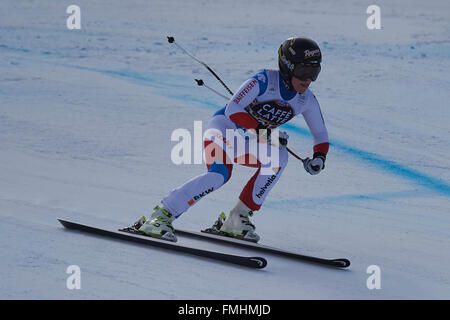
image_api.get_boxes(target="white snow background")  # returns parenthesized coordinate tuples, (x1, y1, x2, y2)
(0, 0, 449, 299)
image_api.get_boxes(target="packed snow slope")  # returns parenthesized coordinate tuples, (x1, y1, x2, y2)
(1, 0, 449, 299)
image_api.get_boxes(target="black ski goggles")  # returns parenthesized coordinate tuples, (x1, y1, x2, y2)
(292, 63, 321, 81)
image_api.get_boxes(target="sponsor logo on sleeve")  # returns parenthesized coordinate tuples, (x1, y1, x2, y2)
(233, 79, 258, 104)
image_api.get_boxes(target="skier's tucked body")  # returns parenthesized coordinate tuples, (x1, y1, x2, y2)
(133, 37, 329, 242)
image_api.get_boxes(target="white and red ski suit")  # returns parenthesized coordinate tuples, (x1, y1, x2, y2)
(162, 69, 329, 217)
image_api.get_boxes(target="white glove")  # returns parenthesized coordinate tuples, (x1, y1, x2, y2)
(303, 155, 325, 175)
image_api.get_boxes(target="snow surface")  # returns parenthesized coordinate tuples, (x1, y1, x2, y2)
(1, 0, 449, 299)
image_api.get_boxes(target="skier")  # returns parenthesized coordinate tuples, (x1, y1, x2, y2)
(132, 37, 329, 243)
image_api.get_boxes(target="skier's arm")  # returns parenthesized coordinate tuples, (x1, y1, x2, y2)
(302, 93, 329, 174)
(224, 78, 261, 130)
(302, 93, 329, 155)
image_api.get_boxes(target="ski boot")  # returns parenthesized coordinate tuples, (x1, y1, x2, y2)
(205, 200, 260, 243)
(133, 205, 177, 242)
(203, 211, 227, 234)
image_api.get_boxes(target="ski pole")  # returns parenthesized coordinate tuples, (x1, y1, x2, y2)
(167, 36, 234, 96)
(168, 36, 306, 164)
(286, 147, 306, 163)
(195, 79, 230, 100)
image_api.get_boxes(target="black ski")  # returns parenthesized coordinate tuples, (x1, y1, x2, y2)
(58, 219, 267, 269)
(175, 228, 350, 268)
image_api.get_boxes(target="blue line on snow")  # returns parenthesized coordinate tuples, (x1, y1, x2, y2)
(281, 123, 450, 197)
(263, 189, 433, 209)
